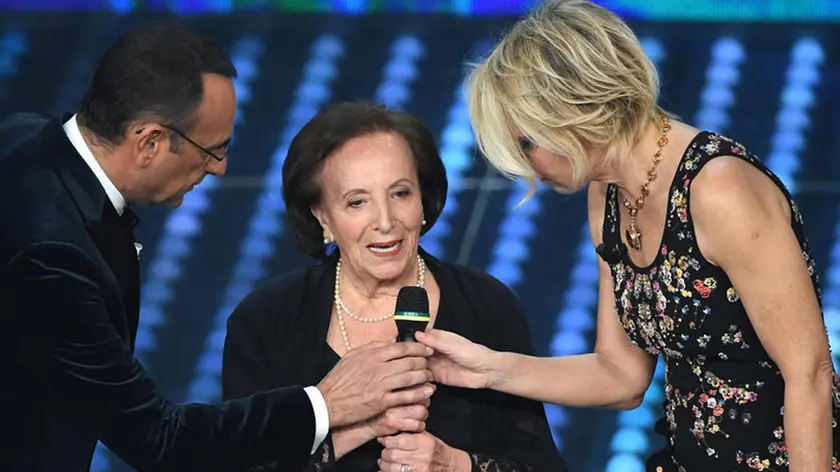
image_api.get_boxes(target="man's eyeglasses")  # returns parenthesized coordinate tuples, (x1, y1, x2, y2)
(162, 125, 228, 162)
(135, 124, 228, 162)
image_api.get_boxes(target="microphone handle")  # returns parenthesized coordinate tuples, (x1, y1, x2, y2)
(394, 312, 429, 343)
(396, 330, 419, 343)
(390, 324, 427, 436)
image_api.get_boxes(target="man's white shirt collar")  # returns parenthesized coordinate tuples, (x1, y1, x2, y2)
(63, 114, 127, 216)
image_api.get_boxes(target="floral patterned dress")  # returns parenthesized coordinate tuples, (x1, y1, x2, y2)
(600, 131, 840, 471)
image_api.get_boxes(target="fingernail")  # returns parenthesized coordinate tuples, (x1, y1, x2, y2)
(425, 386, 434, 396)
(426, 346, 433, 355)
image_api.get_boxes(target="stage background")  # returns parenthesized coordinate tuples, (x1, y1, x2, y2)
(1, 1, 838, 471)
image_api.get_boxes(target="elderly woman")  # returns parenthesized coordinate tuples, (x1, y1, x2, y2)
(414, 1, 840, 471)
(221, 102, 566, 472)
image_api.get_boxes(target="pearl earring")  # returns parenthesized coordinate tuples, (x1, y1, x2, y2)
(422, 219, 427, 226)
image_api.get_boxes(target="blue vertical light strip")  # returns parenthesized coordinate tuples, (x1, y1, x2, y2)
(374, 35, 424, 110)
(764, 37, 823, 194)
(453, 0, 472, 15)
(692, 37, 745, 134)
(419, 40, 493, 258)
(764, 39, 836, 370)
(105, 0, 133, 14)
(205, 0, 234, 13)
(88, 36, 264, 472)
(184, 35, 345, 403)
(334, 0, 367, 14)
(479, 39, 553, 285)
(0, 30, 27, 79)
(486, 181, 546, 288)
(543, 223, 598, 452)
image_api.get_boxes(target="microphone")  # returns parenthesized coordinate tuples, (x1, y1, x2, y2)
(394, 286, 430, 343)
(392, 287, 432, 437)
(595, 241, 628, 265)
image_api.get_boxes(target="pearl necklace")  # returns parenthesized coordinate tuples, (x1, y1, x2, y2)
(334, 255, 425, 352)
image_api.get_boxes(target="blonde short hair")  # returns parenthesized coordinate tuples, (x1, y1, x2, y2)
(468, 0, 665, 194)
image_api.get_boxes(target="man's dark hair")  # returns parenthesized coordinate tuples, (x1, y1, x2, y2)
(283, 101, 448, 259)
(77, 21, 237, 147)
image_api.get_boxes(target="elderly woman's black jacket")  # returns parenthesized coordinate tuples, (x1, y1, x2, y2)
(222, 248, 568, 472)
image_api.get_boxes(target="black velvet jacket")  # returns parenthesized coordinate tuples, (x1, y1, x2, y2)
(222, 249, 568, 472)
(0, 113, 317, 471)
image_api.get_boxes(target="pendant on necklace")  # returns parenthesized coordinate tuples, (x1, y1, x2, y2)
(626, 224, 643, 251)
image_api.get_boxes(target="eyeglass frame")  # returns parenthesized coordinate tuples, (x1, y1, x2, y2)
(135, 124, 229, 162)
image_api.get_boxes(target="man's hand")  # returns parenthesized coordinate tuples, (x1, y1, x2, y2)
(318, 341, 435, 428)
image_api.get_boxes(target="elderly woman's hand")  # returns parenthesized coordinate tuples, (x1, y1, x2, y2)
(377, 432, 471, 472)
(365, 403, 430, 439)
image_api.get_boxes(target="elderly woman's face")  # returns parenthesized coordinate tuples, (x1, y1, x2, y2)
(314, 131, 424, 282)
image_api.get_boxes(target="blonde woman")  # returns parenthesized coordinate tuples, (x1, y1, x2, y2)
(415, 1, 840, 470)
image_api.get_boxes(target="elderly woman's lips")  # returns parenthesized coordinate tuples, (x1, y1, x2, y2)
(367, 240, 403, 255)
(368, 240, 401, 247)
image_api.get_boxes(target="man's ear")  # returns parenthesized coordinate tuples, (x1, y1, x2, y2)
(130, 123, 167, 168)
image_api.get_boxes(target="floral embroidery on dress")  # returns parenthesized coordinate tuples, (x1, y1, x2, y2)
(470, 453, 531, 472)
(614, 262, 682, 358)
(721, 325, 749, 350)
(671, 360, 762, 460)
(602, 131, 840, 470)
(727, 287, 739, 303)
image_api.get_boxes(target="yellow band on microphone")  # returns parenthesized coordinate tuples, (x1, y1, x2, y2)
(394, 311, 430, 322)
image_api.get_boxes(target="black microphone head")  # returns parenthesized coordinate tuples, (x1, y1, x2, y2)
(396, 286, 429, 314)
(394, 286, 429, 342)
(595, 241, 627, 264)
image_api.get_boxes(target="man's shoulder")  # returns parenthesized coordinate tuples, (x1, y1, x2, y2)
(0, 219, 91, 274)
(0, 112, 58, 150)
(0, 112, 64, 173)
(0, 112, 55, 129)
(0, 113, 84, 267)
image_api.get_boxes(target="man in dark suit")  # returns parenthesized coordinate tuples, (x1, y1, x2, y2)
(0, 22, 435, 471)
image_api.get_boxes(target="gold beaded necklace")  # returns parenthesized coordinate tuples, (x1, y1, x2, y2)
(620, 116, 671, 252)
(333, 255, 426, 352)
